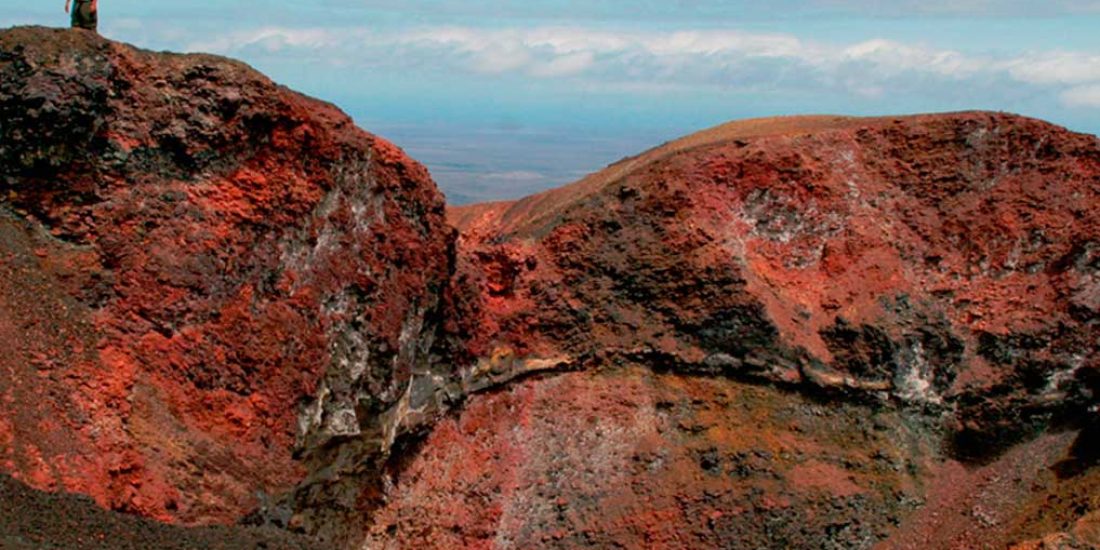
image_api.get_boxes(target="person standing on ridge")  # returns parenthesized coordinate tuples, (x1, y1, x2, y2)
(65, 0, 98, 33)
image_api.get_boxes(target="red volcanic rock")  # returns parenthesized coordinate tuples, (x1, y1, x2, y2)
(365, 367, 936, 549)
(449, 113, 1100, 456)
(4, 25, 1100, 550)
(367, 365, 1100, 550)
(367, 368, 1100, 549)
(419, 112, 1100, 548)
(0, 26, 454, 529)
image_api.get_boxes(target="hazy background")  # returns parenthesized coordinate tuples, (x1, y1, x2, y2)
(4, 1, 1100, 203)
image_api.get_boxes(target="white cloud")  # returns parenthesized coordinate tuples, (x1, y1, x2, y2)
(375, 27, 996, 88)
(176, 24, 1100, 110)
(841, 40, 984, 78)
(1062, 85, 1100, 107)
(472, 44, 534, 74)
(1005, 52, 1100, 85)
(644, 31, 806, 58)
(531, 51, 595, 77)
(187, 27, 340, 54)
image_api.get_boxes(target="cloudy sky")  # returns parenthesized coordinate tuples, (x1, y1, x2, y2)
(5, 1, 1100, 203)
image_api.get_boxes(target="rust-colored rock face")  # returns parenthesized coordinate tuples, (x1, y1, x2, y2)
(3, 26, 1100, 550)
(449, 113, 1100, 455)
(412, 112, 1100, 548)
(366, 368, 1100, 550)
(366, 367, 939, 549)
(0, 27, 453, 526)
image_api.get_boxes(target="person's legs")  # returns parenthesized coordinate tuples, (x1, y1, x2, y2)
(70, 1, 97, 32)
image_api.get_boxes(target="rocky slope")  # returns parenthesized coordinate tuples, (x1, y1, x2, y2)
(364, 369, 1100, 549)
(0, 25, 461, 534)
(448, 113, 1100, 455)
(408, 112, 1100, 548)
(2, 25, 1100, 550)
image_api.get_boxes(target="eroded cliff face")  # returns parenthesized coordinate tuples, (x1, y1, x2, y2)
(399, 113, 1100, 549)
(448, 113, 1100, 458)
(0, 26, 459, 529)
(364, 367, 941, 549)
(363, 367, 1100, 550)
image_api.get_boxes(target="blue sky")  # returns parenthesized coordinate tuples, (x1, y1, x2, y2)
(4, 1, 1100, 203)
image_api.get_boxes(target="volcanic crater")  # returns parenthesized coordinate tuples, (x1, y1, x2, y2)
(0, 26, 1098, 550)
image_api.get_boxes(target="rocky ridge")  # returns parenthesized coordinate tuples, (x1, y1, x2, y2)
(0, 25, 465, 532)
(418, 112, 1100, 548)
(448, 112, 1100, 458)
